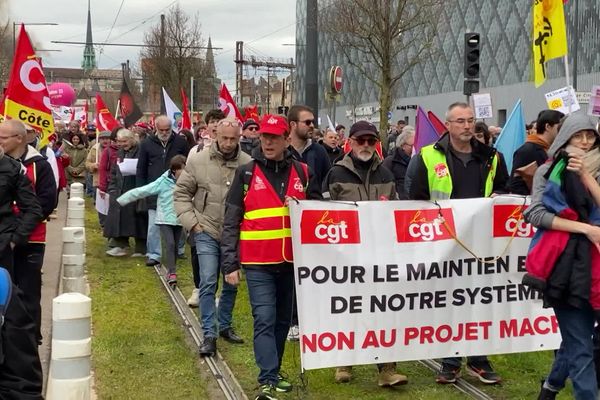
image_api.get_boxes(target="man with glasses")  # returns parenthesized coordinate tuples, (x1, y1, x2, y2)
(136, 115, 190, 266)
(0, 120, 43, 275)
(240, 118, 260, 155)
(288, 105, 331, 188)
(408, 102, 506, 384)
(322, 120, 404, 387)
(174, 116, 251, 357)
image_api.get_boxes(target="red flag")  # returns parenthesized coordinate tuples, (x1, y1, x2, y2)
(218, 83, 243, 121)
(95, 94, 120, 132)
(244, 104, 260, 122)
(3, 24, 54, 147)
(180, 88, 192, 130)
(119, 79, 143, 127)
(427, 111, 447, 135)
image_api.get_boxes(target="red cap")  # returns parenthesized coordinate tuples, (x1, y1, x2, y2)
(259, 114, 288, 136)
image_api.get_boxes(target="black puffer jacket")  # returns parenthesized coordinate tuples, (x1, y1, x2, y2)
(136, 133, 189, 209)
(382, 148, 411, 200)
(0, 154, 42, 250)
(220, 147, 322, 274)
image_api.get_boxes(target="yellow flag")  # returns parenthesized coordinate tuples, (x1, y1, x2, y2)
(533, 0, 568, 87)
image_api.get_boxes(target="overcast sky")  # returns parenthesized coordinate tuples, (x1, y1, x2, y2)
(7, 0, 297, 91)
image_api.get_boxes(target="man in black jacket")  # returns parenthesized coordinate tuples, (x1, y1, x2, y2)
(0, 122, 43, 276)
(408, 102, 505, 385)
(408, 103, 507, 201)
(288, 105, 331, 188)
(136, 115, 189, 266)
(240, 118, 260, 155)
(221, 114, 321, 400)
(3, 122, 56, 343)
(0, 268, 43, 400)
(508, 109, 564, 195)
(321, 129, 343, 165)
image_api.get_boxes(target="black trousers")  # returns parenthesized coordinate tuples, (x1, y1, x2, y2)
(0, 284, 43, 400)
(0, 244, 14, 277)
(13, 243, 44, 343)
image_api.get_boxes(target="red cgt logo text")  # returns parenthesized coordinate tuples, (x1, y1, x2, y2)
(300, 210, 361, 244)
(493, 204, 536, 238)
(394, 208, 455, 242)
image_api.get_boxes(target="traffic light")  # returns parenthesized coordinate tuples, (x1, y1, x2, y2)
(463, 32, 480, 96)
(463, 80, 480, 96)
(464, 33, 480, 79)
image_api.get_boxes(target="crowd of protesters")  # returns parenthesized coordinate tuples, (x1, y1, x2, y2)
(85, 104, 600, 400)
(3, 98, 600, 400)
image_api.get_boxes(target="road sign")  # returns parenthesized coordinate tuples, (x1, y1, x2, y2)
(330, 66, 343, 94)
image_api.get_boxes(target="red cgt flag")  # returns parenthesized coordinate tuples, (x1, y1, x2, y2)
(244, 104, 260, 122)
(95, 94, 120, 132)
(180, 88, 192, 131)
(3, 24, 54, 147)
(218, 83, 243, 121)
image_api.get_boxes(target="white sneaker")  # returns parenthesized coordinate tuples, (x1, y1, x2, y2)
(106, 247, 128, 257)
(287, 325, 300, 341)
(187, 288, 200, 307)
(130, 253, 145, 258)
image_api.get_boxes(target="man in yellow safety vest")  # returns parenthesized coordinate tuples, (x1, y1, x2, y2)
(408, 102, 507, 385)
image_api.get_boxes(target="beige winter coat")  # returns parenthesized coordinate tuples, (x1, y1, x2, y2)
(173, 142, 251, 241)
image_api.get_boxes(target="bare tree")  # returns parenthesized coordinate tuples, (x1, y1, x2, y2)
(140, 4, 207, 107)
(323, 0, 442, 146)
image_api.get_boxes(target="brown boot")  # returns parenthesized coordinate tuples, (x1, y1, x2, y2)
(378, 362, 408, 387)
(335, 366, 353, 383)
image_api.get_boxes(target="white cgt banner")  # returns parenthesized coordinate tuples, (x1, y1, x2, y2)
(289, 197, 562, 371)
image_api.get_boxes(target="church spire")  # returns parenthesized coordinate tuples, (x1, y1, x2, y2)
(206, 36, 216, 77)
(82, 0, 97, 71)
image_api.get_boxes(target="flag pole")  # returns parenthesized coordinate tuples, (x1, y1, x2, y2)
(115, 99, 121, 119)
(190, 76, 194, 124)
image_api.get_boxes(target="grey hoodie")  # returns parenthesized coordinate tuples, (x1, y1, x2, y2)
(524, 113, 599, 228)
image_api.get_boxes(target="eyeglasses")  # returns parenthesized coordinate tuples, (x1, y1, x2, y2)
(298, 119, 314, 126)
(448, 118, 475, 125)
(218, 120, 241, 127)
(352, 136, 378, 146)
(156, 128, 171, 132)
(247, 127, 258, 131)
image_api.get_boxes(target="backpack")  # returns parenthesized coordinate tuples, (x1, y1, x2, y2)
(0, 267, 13, 363)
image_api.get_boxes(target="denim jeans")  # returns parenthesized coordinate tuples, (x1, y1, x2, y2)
(146, 209, 162, 262)
(546, 305, 597, 400)
(194, 232, 237, 338)
(245, 265, 294, 385)
(442, 355, 489, 369)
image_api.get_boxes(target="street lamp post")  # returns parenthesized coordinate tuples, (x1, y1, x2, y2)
(13, 22, 59, 54)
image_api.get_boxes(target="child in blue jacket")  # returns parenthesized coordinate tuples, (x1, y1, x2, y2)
(118, 155, 187, 284)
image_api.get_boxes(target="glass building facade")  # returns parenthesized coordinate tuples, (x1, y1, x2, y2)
(295, 0, 600, 126)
